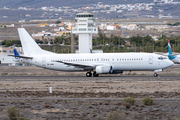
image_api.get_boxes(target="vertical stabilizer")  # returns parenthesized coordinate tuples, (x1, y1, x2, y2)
(13, 49, 20, 59)
(18, 28, 43, 55)
(168, 38, 173, 55)
(168, 38, 177, 60)
(18, 28, 54, 56)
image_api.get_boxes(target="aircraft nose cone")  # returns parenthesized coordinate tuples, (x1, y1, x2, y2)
(168, 60, 174, 67)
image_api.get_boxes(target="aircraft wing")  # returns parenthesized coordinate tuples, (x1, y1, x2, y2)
(8, 55, 33, 59)
(56, 61, 95, 70)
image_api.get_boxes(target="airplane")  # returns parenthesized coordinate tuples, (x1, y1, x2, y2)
(168, 38, 180, 64)
(8, 28, 174, 77)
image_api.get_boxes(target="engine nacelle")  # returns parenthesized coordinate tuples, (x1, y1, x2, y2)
(96, 65, 112, 74)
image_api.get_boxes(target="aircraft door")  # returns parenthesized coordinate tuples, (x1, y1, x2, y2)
(149, 55, 153, 64)
(42, 57, 46, 66)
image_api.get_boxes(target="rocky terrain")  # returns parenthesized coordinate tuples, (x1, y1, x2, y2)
(0, 98, 180, 120)
(0, 66, 180, 119)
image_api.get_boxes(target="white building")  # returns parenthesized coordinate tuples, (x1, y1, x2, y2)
(127, 24, 138, 30)
(72, 12, 98, 53)
(107, 26, 115, 30)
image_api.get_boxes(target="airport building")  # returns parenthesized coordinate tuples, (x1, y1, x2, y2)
(72, 12, 98, 53)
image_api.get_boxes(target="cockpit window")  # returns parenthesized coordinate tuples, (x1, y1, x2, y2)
(158, 56, 167, 60)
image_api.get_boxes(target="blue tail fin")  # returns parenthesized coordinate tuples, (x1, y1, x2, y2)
(168, 39, 173, 55)
(13, 49, 20, 59)
(168, 39, 177, 60)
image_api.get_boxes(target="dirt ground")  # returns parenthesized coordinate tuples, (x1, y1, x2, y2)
(0, 66, 180, 120)
(0, 65, 180, 76)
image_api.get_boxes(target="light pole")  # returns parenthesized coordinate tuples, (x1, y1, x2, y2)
(118, 36, 120, 48)
(103, 30, 104, 46)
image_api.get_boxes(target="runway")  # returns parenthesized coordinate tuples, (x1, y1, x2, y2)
(0, 75, 180, 81)
(0, 97, 180, 101)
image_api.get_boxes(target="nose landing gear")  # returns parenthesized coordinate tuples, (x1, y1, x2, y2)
(154, 69, 162, 77)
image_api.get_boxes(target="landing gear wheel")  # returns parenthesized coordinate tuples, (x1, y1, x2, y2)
(154, 73, 158, 77)
(93, 72, 99, 77)
(86, 72, 92, 77)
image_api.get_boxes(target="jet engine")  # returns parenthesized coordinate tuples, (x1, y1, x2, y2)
(96, 65, 113, 74)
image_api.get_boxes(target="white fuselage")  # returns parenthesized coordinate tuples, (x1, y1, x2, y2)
(22, 53, 173, 72)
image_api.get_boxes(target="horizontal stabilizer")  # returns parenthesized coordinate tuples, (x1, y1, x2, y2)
(8, 55, 33, 59)
(168, 53, 180, 57)
(169, 55, 177, 57)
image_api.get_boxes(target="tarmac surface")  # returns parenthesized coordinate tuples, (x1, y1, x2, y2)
(0, 76, 180, 81)
(0, 97, 180, 101)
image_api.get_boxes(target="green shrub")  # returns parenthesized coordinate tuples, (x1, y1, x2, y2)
(122, 102, 131, 109)
(6, 107, 30, 120)
(1, 73, 8, 76)
(106, 111, 125, 120)
(141, 97, 154, 105)
(6, 107, 20, 120)
(123, 97, 136, 105)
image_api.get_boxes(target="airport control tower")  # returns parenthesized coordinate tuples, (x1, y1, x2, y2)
(72, 12, 98, 53)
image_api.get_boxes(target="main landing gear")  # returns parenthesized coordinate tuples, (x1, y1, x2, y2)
(86, 72, 99, 77)
(86, 72, 92, 77)
(154, 73, 158, 77)
(93, 72, 99, 77)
